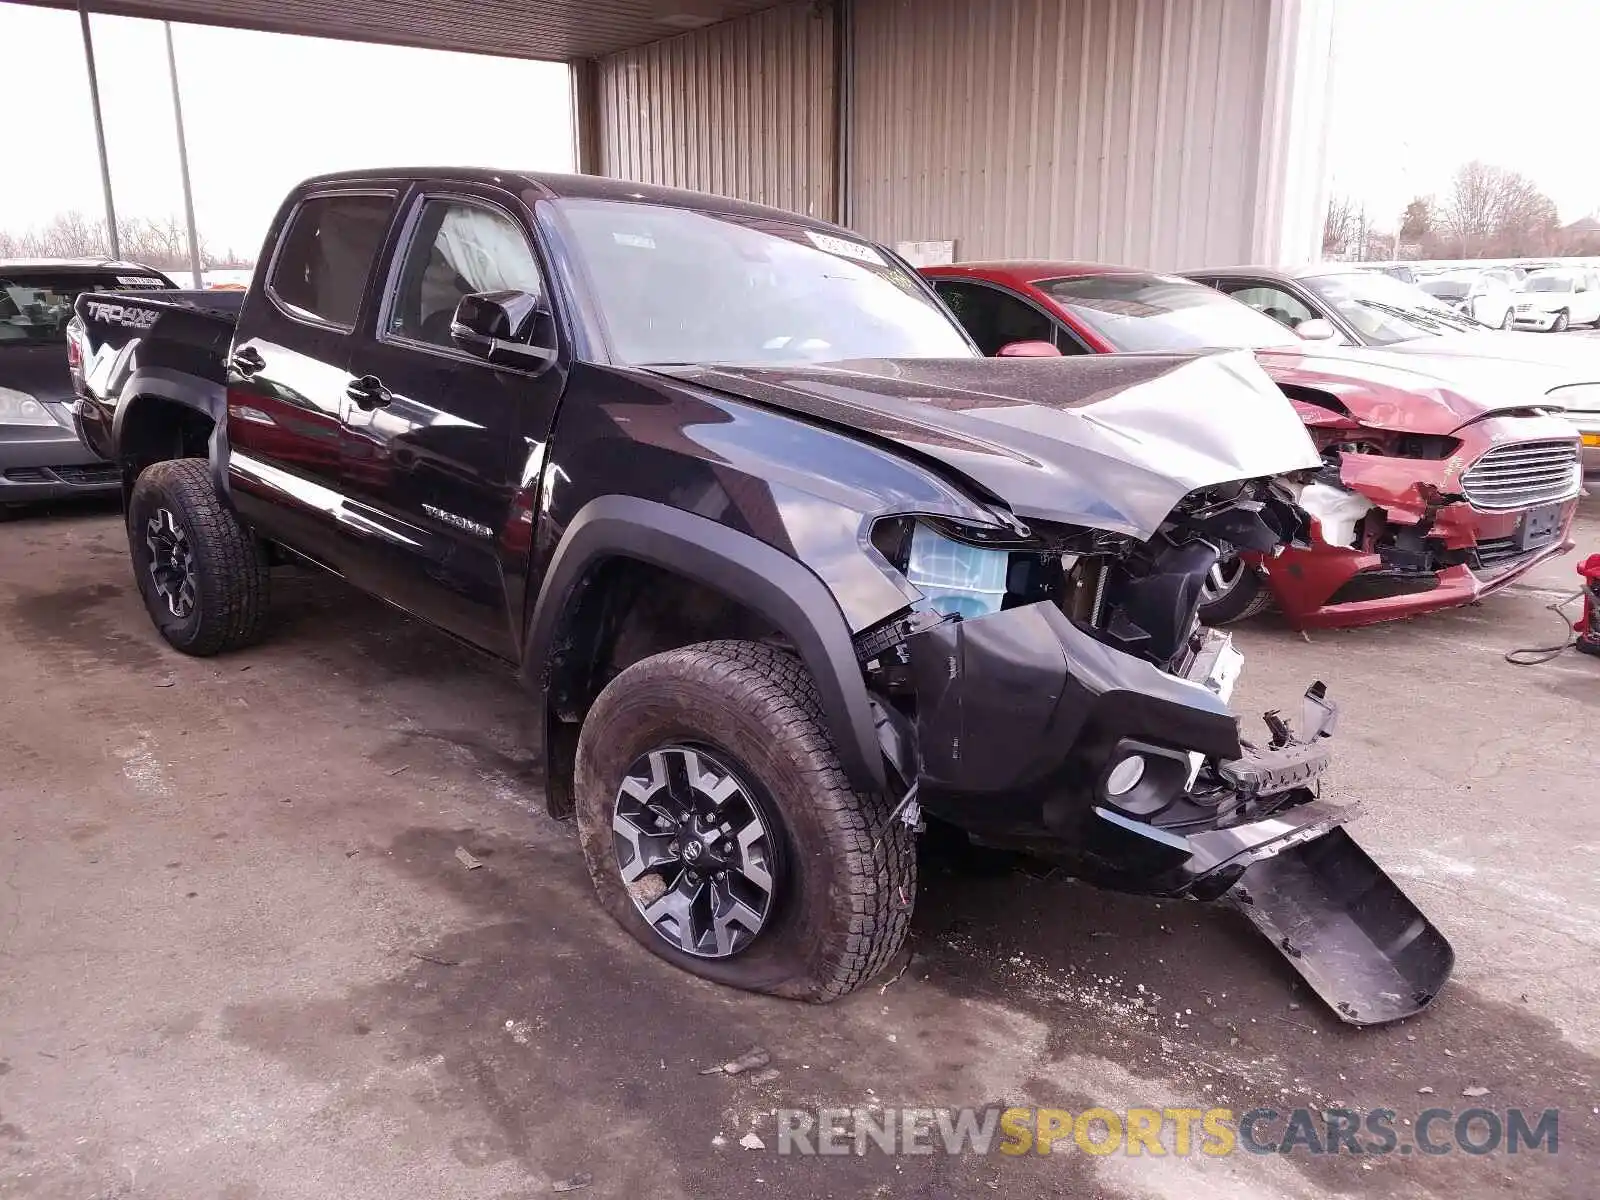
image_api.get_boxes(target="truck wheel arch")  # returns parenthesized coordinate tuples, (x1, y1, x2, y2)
(111, 368, 231, 502)
(523, 496, 888, 814)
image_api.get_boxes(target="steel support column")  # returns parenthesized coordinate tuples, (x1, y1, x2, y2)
(164, 21, 204, 287)
(77, 0, 119, 258)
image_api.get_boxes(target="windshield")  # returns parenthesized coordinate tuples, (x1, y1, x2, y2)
(1420, 279, 1471, 300)
(1301, 272, 1479, 344)
(553, 200, 974, 365)
(1037, 273, 1299, 351)
(1522, 274, 1574, 293)
(0, 271, 171, 344)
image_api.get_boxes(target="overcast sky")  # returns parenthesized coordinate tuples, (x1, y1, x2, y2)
(1325, 0, 1600, 228)
(0, 5, 572, 256)
(2, 0, 1598, 256)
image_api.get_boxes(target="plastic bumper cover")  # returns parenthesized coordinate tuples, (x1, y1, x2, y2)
(0, 415, 118, 499)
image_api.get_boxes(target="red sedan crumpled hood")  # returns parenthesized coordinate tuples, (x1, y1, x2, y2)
(1252, 347, 1543, 435)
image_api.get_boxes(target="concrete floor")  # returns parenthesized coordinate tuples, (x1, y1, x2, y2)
(1, 496, 1597, 1200)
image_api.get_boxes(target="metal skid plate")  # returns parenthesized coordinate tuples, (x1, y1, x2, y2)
(1228, 827, 1454, 1025)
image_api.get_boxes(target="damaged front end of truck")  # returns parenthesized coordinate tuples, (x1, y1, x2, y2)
(662, 351, 1455, 1024)
(854, 492, 1454, 1024)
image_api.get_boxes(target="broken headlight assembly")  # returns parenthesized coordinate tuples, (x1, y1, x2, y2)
(869, 515, 1064, 620)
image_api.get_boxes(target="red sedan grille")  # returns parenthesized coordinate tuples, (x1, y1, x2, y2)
(1460, 439, 1580, 511)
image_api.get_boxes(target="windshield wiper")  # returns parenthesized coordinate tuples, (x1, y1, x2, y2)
(1358, 298, 1474, 333)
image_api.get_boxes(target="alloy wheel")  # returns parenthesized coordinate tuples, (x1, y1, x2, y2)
(611, 745, 777, 959)
(145, 507, 197, 619)
(1200, 556, 1247, 603)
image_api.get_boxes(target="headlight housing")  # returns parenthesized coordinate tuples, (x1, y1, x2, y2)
(0, 387, 58, 427)
(871, 517, 1059, 621)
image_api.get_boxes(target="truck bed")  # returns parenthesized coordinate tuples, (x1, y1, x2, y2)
(75, 288, 243, 387)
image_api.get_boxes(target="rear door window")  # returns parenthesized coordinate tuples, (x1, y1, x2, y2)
(268, 193, 395, 329)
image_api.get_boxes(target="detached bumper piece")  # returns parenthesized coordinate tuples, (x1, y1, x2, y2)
(1228, 828, 1455, 1025)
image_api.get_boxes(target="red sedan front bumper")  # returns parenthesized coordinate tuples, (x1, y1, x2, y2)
(1258, 427, 1582, 630)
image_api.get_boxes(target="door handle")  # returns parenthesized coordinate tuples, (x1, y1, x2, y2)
(229, 345, 265, 377)
(346, 374, 392, 410)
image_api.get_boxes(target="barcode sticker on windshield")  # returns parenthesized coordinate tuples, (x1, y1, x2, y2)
(612, 232, 656, 250)
(116, 276, 166, 287)
(805, 231, 884, 267)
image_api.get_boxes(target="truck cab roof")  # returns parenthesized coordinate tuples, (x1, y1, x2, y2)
(294, 167, 861, 236)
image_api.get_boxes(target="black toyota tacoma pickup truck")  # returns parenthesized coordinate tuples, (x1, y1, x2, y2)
(70, 169, 1452, 1022)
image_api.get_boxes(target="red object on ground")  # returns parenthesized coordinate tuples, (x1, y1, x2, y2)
(922, 261, 1584, 629)
(1576, 554, 1600, 655)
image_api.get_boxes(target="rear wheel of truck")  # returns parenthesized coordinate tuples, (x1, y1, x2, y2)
(127, 458, 270, 656)
(573, 640, 915, 1001)
(1197, 553, 1273, 625)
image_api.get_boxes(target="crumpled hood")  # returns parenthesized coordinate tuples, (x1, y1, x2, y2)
(1253, 347, 1549, 435)
(650, 350, 1321, 538)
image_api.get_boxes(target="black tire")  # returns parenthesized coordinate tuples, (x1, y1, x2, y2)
(1197, 554, 1274, 626)
(1500, 308, 1514, 330)
(573, 639, 914, 1001)
(127, 457, 270, 656)
(1553, 310, 1569, 333)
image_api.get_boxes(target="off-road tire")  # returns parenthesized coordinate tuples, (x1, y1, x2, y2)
(127, 457, 270, 656)
(573, 639, 915, 1001)
(1198, 557, 1274, 625)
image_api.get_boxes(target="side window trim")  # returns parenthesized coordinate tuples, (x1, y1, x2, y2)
(376, 189, 548, 372)
(262, 187, 399, 333)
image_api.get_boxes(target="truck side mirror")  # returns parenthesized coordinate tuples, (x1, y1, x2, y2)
(450, 289, 555, 368)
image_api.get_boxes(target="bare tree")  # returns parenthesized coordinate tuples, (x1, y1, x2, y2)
(1440, 161, 1560, 257)
(0, 211, 252, 270)
(1323, 194, 1359, 257)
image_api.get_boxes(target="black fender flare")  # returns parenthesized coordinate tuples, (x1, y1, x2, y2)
(111, 366, 232, 500)
(522, 495, 887, 799)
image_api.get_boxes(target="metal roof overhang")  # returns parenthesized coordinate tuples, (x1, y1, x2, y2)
(16, 0, 783, 60)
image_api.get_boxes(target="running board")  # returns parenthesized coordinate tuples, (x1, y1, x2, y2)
(1227, 827, 1454, 1025)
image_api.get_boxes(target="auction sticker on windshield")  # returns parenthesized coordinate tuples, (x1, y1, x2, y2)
(805, 230, 886, 266)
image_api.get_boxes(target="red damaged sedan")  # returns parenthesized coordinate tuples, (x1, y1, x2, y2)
(922, 262, 1584, 628)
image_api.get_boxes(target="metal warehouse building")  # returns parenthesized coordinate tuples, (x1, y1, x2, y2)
(34, 0, 1337, 269)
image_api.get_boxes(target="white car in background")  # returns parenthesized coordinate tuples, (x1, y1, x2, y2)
(1513, 269, 1600, 331)
(1420, 271, 1516, 329)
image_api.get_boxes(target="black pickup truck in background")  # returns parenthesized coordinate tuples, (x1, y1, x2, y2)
(0, 259, 174, 503)
(68, 168, 1453, 1022)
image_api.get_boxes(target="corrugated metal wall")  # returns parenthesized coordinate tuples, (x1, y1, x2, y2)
(593, 1, 839, 221)
(847, 0, 1275, 270)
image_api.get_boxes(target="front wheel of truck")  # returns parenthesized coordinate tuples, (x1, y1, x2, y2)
(1197, 553, 1273, 625)
(573, 640, 915, 1001)
(127, 457, 270, 656)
